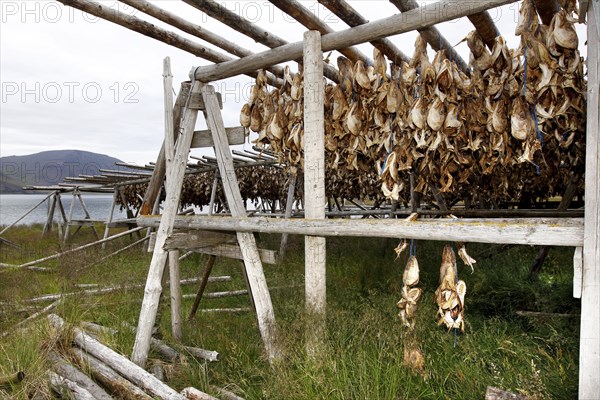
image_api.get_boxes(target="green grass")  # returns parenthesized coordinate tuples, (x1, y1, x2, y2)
(0, 226, 580, 399)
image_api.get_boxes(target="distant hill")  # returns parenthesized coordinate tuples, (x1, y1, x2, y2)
(0, 150, 124, 193)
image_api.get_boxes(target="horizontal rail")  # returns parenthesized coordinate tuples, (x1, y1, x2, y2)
(192, 0, 517, 82)
(137, 216, 584, 247)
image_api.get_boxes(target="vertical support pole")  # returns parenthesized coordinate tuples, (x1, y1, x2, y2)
(78, 193, 99, 239)
(102, 189, 118, 249)
(132, 81, 201, 368)
(162, 57, 182, 342)
(303, 30, 326, 357)
(140, 82, 190, 216)
(42, 191, 57, 237)
(64, 190, 77, 243)
(168, 250, 182, 340)
(202, 84, 281, 363)
(188, 255, 216, 320)
(54, 192, 66, 242)
(278, 174, 297, 262)
(580, 2, 600, 397)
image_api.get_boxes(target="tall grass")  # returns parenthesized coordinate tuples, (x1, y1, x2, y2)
(0, 226, 579, 399)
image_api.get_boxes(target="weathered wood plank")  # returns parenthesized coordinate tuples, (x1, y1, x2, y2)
(303, 31, 327, 357)
(192, 0, 517, 82)
(580, 1, 600, 397)
(140, 82, 189, 216)
(147, 230, 236, 251)
(132, 81, 201, 368)
(188, 91, 222, 110)
(573, 246, 583, 299)
(317, 0, 410, 63)
(137, 216, 584, 247)
(202, 84, 281, 362)
(190, 244, 277, 265)
(191, 127, 245, 148)
(268, 0, 368, 64)
(50, 315, 188, 400)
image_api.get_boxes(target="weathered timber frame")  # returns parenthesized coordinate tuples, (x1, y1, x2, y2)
(56, 0, 598, 395)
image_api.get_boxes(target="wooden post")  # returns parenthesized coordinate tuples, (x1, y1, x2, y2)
(42, 191, 57, 237)
(188, 255, 216, 320)
(580, 1, 600, 397)
(102, 189, 118, 249)
(78, 193, 99, 239)
(168, 250, 182, 340)
(54, 192, 67, 242)
(278, 174, 297, 261)
(140, 82, 190, 216)
(63, 190, 77, 243)
(131, 81, 201, 368)
(202, 84, 281, 362)
(303, 30, 326, 357)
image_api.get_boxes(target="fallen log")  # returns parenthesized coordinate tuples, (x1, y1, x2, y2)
(49, 314, 188, 400)
(48, 371, 96, 400)
(181, 387, 218, 400)
(70, 347, 153, 400)
(83, 321, 220, 363)
(48, 351, 112, 400)
(211, 386, 246, 400)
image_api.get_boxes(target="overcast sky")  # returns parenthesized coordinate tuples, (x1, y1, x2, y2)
(0, 1, 588, 166)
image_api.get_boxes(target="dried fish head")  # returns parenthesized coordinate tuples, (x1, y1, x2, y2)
(410, 98, 427, 130)
(354, 60, 371, 89)
(403, 255, 420, 287)
(250, 104, 263, 132)
(427, 98, 446, 131)
(550, 9, 578, 49)
(240, 103, 251, 128)
(510, 96, 535, 141)
(373, 47, 387, 78)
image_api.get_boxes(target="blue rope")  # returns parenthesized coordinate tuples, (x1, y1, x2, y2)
(409, 239, 416, 257)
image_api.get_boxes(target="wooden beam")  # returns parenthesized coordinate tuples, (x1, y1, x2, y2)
(192, 0, 517, 82)
(579, 1, 600, 397)
(182, 0, 339, 82)
(131, 81, 201, 368)
(202, 84, 281, 362)
(118, 0, 285, 78)
(137, 216, 584, 247)
(317, 0, 410, 63)
(466, 11, 500, 49)
(303, 31, 327, 356)
(147, 230, 236, 251)
(57, 0, 281, 84)
(191, 127, 245, 148)
(268, 0, 369, 64)
(388, 0, 469, 71)
(189, 244, 278, 265)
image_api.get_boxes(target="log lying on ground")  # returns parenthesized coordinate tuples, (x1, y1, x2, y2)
(211, 386, 246, 400)
(70, 347, 153, 400)
(181, 387, 218, 400)
(18, 276, 231, 304)
(82, 321, 220, 363)
(49, 371, 96, 400)
(48, 351, 112, 400)
(48, 314, 190, 400)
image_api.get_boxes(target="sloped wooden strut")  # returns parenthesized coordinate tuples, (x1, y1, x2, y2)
(202, 84, 282, 363)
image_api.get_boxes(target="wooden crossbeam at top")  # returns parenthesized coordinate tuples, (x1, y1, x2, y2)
(192, 0, 518, 82)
